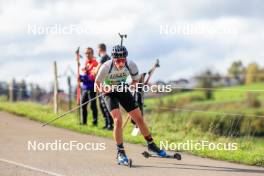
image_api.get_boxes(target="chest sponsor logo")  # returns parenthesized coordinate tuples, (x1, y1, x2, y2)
(109, 72, 128, 79)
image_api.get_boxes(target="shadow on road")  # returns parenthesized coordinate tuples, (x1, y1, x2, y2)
(133, 163, 264, 174)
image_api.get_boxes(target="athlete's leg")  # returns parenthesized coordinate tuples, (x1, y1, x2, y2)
(119, 91, 166, 156)
(110, 108, 129, 163)
(128, 108, 150, 136)
(104, 93, 123, 145)
(128, 108, 165, 156)
(118, 91, 150, 137)
(110, 108, 123, 144)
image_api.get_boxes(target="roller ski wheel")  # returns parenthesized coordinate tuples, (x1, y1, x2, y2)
(117, 158, 133, 168)
(142, 151, 181, 160)
(142, 151, 150, 158)
(173, 152, 182, 160)
(128, 158, 132, 168)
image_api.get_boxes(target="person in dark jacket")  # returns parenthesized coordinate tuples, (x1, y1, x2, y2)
(95, 43, 113, 130)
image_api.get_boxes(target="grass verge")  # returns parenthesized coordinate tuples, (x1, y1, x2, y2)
(0, 101, 264, 166)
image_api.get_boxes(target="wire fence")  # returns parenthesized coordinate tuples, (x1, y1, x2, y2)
(1, 64, 264, 138)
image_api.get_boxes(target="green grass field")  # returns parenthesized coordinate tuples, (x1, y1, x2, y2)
(0, 83, 264, 166)
(146, 83, 264, 105)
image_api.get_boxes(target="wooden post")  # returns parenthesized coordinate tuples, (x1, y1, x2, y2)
(29, 83, 34, 101)
(9, 79, 15, 102)
(75, 47, 82, 124)
(67, 76, 72, 110)
(53, 61, 58, 114)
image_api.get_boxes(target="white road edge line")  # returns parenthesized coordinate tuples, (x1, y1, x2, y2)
(0, 158, 66, 176)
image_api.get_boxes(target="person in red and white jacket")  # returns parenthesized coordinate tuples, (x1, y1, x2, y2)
(79, 47, 98, 125)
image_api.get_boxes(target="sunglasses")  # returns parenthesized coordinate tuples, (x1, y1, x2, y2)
(114, 58, 126, 64)
(112, 52, 126, 58)
(85, 52, 92, 55)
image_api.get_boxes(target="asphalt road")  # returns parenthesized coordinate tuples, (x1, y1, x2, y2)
(0, 111, 263, 176)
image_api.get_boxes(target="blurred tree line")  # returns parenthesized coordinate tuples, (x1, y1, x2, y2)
(228, 60, 264, 84)
(0, 79, 48, 103)
(196, 60, 264, 100)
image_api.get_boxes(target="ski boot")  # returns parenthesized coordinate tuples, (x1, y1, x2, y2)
(147, 142, 166, 157)
(116, 150, 132, 167)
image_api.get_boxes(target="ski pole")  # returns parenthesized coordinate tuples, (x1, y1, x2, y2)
(123, 60, 160, 129)
(122, 114, 131, 128)
(42, 93, 104, 127)
(122, 74, 146, 129)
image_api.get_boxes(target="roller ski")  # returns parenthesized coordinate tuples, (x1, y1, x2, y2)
(116, 150, 133, 168)
(142, 142, 181, 160)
